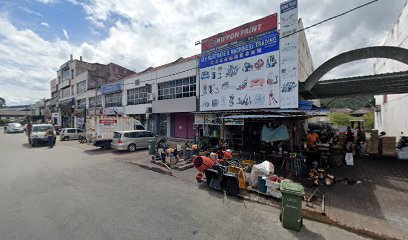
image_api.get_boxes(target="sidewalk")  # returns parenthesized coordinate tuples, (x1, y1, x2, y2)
(321, 156, 408, 240)
(66, 141, 407, 240)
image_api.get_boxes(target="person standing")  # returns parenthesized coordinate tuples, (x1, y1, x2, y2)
(306, 129, 319, 149)
(45, 128, 56, 148)
(345, 126, 355, 152)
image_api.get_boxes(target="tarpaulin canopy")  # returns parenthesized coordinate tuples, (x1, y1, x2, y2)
(261, 125, 289, 142)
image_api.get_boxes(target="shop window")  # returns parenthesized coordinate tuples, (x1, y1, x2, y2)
(76, 98, 86, 109)
(61, 87, 71, 98)
(89, 95, 102, 107)
(128, 86, 149, 105)
(105, 92, 122, 107)
(159, 114, 167, 136)
(77, 81, 87, 94)
(158, 76, 196, 100)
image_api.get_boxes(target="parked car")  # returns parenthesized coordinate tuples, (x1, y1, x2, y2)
(28, 124, 56, 147)
(59, 128, 85, 141)
(4, 122, 24, 133)
(111, 130, 157, 152)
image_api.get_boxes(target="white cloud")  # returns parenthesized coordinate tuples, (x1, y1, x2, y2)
(40, 22, 49, 27)
(19, 6, 43, 17)
(35, 0, 58, 4)
(0, 0, 406, 105)
(62, 29, 69, 40)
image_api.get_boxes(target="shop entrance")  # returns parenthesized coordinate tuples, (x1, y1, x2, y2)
(173, 113, 194, 139)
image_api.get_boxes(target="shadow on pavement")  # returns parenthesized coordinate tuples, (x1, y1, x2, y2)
(291, 225, 325, 240)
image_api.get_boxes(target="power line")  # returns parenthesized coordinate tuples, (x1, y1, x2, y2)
(283, 0, 380, 38)
(69, 0, 381, 99)
(200, 0, 380, 54)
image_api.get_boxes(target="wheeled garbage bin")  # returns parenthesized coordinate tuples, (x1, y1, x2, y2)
(148, 140, 157, 155)
(280, 181, 305, 231)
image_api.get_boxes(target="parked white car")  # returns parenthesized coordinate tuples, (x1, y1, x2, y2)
(111, 130, 157, 152)
(4, 122, 24, 133)
(59, 128, 85, 141)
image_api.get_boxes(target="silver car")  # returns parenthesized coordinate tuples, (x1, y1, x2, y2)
(59, 128, 85, 141)
(111, 130, 157, 152)
(4, 122, 24, 133)
(28, 124, 56, 147)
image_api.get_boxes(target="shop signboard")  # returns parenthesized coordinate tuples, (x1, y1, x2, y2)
(280, 0, 299, 109)
(50, 78, 57, 93)
(100, 119, 117, 125)
(51, 112, 59, 118)
(194, 114, 222, 125)
(199, 31, 280, 111)
(223, 118, 244, 126)
(101, 81, 122, 95)
(201, 14, 278, 52)
(103, 106, 125, 116)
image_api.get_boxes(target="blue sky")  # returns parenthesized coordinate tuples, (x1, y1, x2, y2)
(0, 0, 406, 105)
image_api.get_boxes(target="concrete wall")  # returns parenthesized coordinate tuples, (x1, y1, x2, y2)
(152, 96, 197, 113)
(373, 1, 408, 136)
(298, 18, 314, 83)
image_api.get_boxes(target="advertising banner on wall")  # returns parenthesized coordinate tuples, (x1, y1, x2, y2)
(101, 81, 122, 95)
(201, 14, 278, 52)
(199, 31, 280, 111)
(280, 0, 299, 109)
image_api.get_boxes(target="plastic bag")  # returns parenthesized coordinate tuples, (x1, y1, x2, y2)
(345, 153, 354, 166)
(397, 146, 408, 160)
(250, 161, 275, 187)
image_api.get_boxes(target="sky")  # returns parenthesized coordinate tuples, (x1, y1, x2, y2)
(0, 0, 406, 105)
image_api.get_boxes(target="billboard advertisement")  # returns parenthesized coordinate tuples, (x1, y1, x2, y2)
(201, 14, 278, 52)
(101, 81, 122, 95)
(200, 31, 280, 111)
(280, 0, 299, 108)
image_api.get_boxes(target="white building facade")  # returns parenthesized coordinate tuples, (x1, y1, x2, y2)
(123, 56, 199, 138)
(374, 2, 408, 136)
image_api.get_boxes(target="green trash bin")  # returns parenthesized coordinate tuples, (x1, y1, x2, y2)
(148, 140, 157, 155)
(280, 181, 305, 231)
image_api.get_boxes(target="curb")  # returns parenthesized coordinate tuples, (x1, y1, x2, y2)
(124, 160, 400, 240)
(124, 161, 174, 177)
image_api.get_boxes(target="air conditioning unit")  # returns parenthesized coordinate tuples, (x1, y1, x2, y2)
(147, 93, 155, 101)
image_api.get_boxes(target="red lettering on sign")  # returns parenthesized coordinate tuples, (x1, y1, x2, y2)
(201, 14, 278, 52)
(99, 119, 117, 124)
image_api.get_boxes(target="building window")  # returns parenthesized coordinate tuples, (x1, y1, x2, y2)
(52, 92, 58, 100)
(77, 98, 86, 109)
(127, 86, 149, 105)
(89, 96, 102, 107)
(61, 87, 71, 98)
(158, 76, 196, 100)
(105, 92, 122, 107)
(62, 68, 70, 80)
(77, 81, 87, 94)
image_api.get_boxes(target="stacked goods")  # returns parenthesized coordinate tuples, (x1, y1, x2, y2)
(367, 130, 379, 155)
(380, 136, 396, 156)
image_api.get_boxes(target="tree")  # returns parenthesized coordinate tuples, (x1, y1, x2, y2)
(0, 97, 5, 108)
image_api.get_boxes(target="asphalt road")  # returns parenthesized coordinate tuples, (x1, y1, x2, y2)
(0, 130, 368, 240)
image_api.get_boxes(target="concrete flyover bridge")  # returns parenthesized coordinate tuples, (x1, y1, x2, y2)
(299, 46, 408, 99)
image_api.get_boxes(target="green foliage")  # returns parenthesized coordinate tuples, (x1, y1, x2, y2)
(0, 119, 11, 126)
(321, 96, 374, 110)
(363, 111, 375, 130)
(329, 113, 354, 126)
(0, 97, 5, 108)
(329, 112, 375, 130)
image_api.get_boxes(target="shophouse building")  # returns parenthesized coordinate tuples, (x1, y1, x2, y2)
(123, 55, 199, 138)
(374, 1, 408, 137)
(55, 55, 134, 128)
